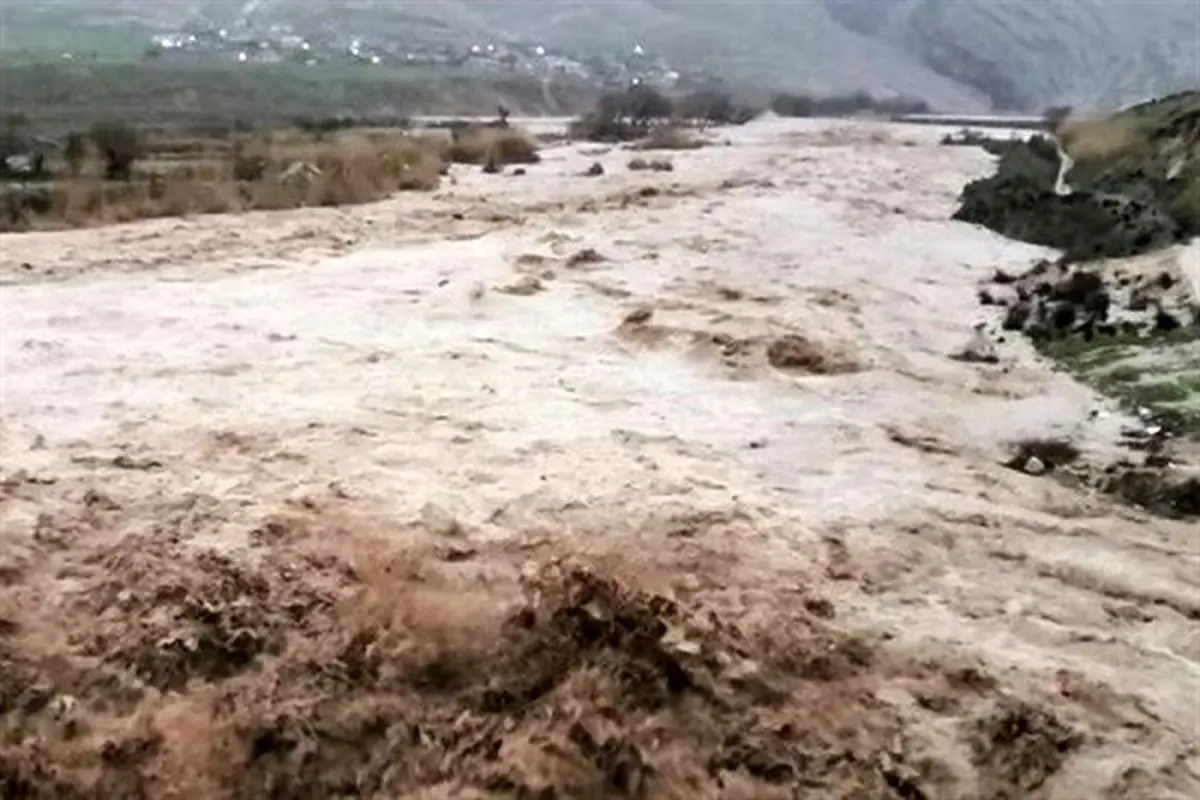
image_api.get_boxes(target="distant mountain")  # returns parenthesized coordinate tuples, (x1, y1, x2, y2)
(7, 0, 1198, 111)
(822, 0, 1199, 111)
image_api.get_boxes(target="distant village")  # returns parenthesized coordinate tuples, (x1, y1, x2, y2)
(141, 16, 710, 91)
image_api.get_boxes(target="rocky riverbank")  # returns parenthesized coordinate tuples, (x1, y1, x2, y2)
(951, 92, 1200, 518)
(974, 254, 1199, 518)
(952, 91, 1200, 264)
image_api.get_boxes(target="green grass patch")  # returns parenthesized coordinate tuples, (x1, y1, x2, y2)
(1036, 328, 1200, 438)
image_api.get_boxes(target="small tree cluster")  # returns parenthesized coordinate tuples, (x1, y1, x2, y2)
(570, 85, 760, 142)
(770, 90, 931, 118)
(673, 90, 760, 127)
(293, 114, 411, 139)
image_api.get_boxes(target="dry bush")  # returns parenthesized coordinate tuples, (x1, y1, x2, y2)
(1057, 115, 1142, 162)
(284, 132, 445, 203)
(63, 132, 88, 176)
(445, 126, 541, 166)
(1, 131, 447, 231)
(51, 177, 240, 226)
(673, 90, 761, 127)
(89, 120, 143, 180)
(770, 90, 931, 118)
(631, 126, 704, 151)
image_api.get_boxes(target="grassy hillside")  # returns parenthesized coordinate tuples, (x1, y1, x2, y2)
(955, 91, 1200, 262)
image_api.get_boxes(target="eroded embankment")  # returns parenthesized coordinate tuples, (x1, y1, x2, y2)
(947, 98, 1200, 519)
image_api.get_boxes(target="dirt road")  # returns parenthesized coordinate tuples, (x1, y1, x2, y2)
(0, 119, 1196, 797)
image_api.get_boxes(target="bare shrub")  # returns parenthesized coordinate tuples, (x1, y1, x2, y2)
(445, 126, 540, 166)
(1057, 115, 1142, 162)
(89, 120, 143, 180)
(3, 130, 447, 231)
(770, 90, 931, 118)
(570, 85, 675, 143)
(63, 131, 88, 176)
(231, 139, 269, 182)
(674, 90, 760, 126)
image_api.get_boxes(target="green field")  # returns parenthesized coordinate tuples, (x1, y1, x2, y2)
(0, 61, 591, 133)
(0, 6, 153, 61)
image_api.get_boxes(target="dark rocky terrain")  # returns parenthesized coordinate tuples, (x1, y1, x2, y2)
(952, 92, 1200, 519)
(976, 258, 1199, 518)
(953, 91, 1200, 264)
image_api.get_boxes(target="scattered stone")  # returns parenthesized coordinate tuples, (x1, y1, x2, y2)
(583, 162, 605, 177)
(1153, 305, 1181, 332)
(1022, 456, 1047, 476)
(111, 454, 164, 471)
(419, 501, 465, 538)
(628, 157, 674, 172)
(1002, 438, 1081, 474)
(950, 327, 1001, 364)
(1001, 303, 1032, 331)
(496, 275, 544, 296)
(565, 248, 607, 268)
(622, 307, 654, 326)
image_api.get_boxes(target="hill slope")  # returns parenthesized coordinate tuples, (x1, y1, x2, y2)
(4, 0, 1197, 111)
(824, 0, 1199, 110)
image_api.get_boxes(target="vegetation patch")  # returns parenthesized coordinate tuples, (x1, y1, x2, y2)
(1039, 331, 1200, 438)
(444, 126, 541, 168)
(953, 91, 1200, 263)
(768, 90, 931, 118)
(0, 117, 510, 231)
(0, 62, 594, 133)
